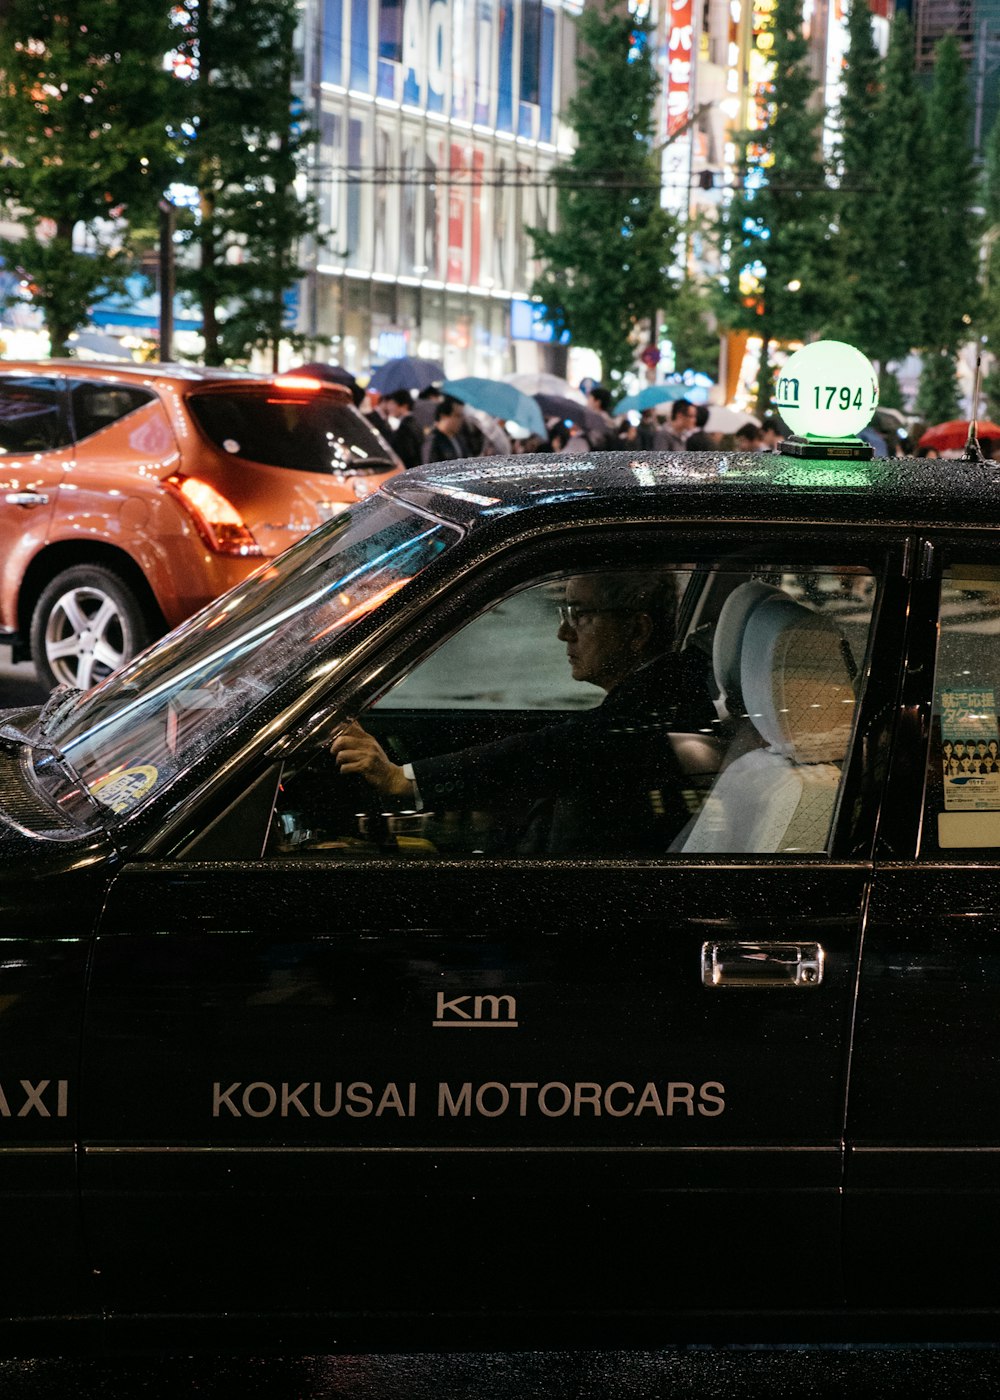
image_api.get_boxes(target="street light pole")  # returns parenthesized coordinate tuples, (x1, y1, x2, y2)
(158, 198, 176, 363)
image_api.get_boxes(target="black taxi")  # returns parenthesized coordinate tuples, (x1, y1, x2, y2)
(1, 445, 999, 1349)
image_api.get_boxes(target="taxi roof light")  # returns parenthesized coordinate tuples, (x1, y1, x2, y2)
(773, 341, 878, 461)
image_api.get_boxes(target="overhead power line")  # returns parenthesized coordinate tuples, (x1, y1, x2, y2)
(307, 166, 875, 193)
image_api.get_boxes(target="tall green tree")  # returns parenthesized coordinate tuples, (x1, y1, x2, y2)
(826, 0, 890, 361)
(981, 111, 1000, 419)
(667, 274, 720, 380)
(715, 0, 837, 410)
(527, 0, 679, 383)
(916, 35, 981, 416)
(169, 0, 319, 366)
(0, 0, 176, 354)
(921, 35, 980, 354)
(860, 15, 928, 371)
(916, 349, 962, 422)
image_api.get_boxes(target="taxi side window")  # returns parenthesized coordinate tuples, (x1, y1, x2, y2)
(924, 567, 1000, 852)
(265, 563, 874, 861)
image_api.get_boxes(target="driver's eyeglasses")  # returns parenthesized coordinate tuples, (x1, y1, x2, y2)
(557, 604, 635, 628)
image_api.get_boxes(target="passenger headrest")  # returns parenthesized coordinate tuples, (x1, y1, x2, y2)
(712, 580, 783, 711)
(740, 596, 856, 763)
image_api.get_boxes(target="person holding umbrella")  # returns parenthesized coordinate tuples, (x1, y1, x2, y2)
(383, 390, 426, 470)
(426, 397, 469, 463)
(637, 408, 657, 449)
(364, 393, 395, 440)
(652, 399, 698, 451)
(536, 393, 615, 452)
(585, 386, 617, 450)
(760, 416, 787, 452)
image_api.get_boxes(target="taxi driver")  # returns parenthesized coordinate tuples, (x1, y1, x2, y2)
(331, 571, 716, 856)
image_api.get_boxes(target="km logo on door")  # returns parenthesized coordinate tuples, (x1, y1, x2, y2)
(433, 993, 518, 1028)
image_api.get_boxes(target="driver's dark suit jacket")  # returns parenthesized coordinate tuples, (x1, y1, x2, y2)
(409, 649, 716, 856)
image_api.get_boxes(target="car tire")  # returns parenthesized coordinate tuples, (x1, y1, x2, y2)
(30, 564, 152, 691)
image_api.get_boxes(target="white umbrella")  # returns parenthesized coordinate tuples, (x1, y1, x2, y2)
(66, 331, 136, 362)
(464, 407, 512, 455)
(704, 405, 761, 435)
(503, 371, 586, 403)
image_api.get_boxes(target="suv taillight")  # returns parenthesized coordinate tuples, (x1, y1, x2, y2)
(166, 474, 263, 557)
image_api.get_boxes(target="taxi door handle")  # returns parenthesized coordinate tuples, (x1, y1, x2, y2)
(701, 940, 824, 988)
(5, 491, 49, 507)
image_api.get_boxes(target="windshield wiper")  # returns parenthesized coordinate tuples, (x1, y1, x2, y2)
(0, 691, 104, 821)
(0, 684, 86, 780)
(37, 684, 84, 735)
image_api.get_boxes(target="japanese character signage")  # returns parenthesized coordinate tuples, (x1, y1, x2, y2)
(666, 0, 693, 136)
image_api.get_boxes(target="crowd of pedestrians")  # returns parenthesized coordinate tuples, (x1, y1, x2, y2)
(291, 360, 1000, 465)
(360, 381, 789, 466)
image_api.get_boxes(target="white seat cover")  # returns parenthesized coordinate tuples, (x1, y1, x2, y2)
(711, 579, 783, 714)
(681, 595, 856, 854)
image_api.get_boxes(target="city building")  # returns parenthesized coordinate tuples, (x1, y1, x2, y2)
(907, 0, 1000, 152)
(295, 0, 587, 380)
(292, 0, 997, 385)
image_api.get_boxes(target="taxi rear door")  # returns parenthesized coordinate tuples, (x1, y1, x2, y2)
(846, 537, 1000, 1315)
(78, 529, 907, 1335)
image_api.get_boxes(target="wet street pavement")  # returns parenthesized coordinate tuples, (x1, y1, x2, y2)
(0, 645, 47, 708)
(4, 1347, 1000, 1397)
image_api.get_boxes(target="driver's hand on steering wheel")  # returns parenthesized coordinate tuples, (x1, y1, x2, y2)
(331, 720, 415, 803)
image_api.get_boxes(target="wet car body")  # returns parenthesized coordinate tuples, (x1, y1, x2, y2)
(0, 361, 402, 689)
(2, 449, 1000, 1351)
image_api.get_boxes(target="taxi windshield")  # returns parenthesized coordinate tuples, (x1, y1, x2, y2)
(31, 495, 456, 825)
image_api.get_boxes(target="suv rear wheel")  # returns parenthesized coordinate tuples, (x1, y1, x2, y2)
(30, 565, 151, 691)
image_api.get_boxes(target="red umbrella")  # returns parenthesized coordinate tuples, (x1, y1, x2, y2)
(918, 419, 1000, 450)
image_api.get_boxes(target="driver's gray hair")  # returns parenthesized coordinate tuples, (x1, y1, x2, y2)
(587, 571, 677, 652)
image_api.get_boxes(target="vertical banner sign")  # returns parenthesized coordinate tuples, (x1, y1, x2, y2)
(749, 0, 776, 136)
(822, 0, 848, 155)
(475, 0, 495, 125)
(666, 0, 694, 136)
(447, 144, 467, 284)
(660, 0, 693, 219)
(470, 149, 484, 288)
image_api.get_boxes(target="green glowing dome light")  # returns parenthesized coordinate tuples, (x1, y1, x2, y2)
(773, 341, 879, 441)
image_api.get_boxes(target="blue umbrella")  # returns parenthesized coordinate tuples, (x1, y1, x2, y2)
(442, 377, 546, 438)
(613, 383, 694, 415)
(368, 356, 445, 395)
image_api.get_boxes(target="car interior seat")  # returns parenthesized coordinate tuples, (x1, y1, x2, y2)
(711, 579, 785, 752)
(677, 591, 857, 854)
(665, 578, 780, 845)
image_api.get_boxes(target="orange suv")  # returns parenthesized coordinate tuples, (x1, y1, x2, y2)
(0, 361, 403, 689)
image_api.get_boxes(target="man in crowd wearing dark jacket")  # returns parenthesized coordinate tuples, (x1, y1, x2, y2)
(384, 390, 426, 469)
(425, 396, 469, 463)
